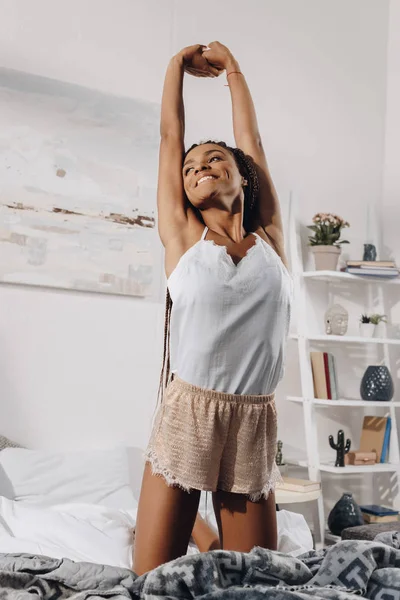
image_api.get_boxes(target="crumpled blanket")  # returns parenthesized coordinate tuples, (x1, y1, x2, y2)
(0, 532, 399, 599)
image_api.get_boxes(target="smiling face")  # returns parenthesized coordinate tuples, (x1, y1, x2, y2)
(182, 143, 244, 210)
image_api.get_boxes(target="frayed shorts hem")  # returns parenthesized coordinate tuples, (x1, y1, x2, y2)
(145, 450, 280, 503)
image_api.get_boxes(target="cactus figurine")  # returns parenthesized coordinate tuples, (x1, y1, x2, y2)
(329, 430, 351, 467)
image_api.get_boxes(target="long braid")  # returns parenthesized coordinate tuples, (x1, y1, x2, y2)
(157, 288, 173, 407)
(230, 147, 260, 210)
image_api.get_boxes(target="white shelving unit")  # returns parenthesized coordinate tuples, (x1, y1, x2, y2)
(303, 270, 400, 284)
(290, 334, 400, 345)
(275, 487, 321, 505)
(288, 397, 400, 408)
(287, 194, 400, 546)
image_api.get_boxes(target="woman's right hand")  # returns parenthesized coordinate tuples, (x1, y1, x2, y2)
(176, 44, 222, 78)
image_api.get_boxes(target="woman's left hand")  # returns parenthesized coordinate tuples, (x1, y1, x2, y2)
(179, 44, 222, 78)
(202, 41, 237, 71)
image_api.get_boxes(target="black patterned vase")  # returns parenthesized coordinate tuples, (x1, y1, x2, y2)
(363, 243, 377, 261)
(360, 366, 394, 401)
(328, 493, 364, 536)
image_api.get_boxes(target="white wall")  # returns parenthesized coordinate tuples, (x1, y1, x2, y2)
(0, 0, 394, 513)
(0, 285, 165, 450)
(0, 0, 170, 104)
(382, 0, 400, 329)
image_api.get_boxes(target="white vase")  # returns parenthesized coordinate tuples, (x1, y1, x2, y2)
(311, 245, 341, 271)
(359, 323, 375, 337)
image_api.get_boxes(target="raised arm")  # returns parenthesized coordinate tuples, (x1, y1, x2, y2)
(204, 42, 286, 264)
(157, 46, 220, 247)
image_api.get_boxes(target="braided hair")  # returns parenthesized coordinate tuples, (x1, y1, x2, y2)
(156, 141, 260, 406)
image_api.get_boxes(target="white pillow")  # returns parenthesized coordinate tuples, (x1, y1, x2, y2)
(0, 496, 136, 568)
(0, 447, 137, 509)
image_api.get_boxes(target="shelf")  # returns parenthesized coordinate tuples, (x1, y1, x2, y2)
(302, 270, 400, 284)
(319, 463, 399, 474)
(288, 195, 400, 546)
(287, 396, 400, 408)
(290, 334, 400, 345)
(285, 458, 309, 468)
(286, 458, 399, 473)
(275, 487, 321, 504)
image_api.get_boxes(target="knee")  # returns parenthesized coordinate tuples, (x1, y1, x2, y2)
(268, 539, 278, 552)
(132, 563, 147, 577)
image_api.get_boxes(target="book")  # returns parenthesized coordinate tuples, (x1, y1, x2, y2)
(333, 355, 339, 399)
(346, 267, 399, 277)
(380, 417, 392, 463)
(277, 477, 320, 493)
(323, 352, 332, 400)
(360, 265, 397, 271)
(359, 416, 387, 462)
(360, 504, 399, 517)
(362, 513, 398, 524)
(327, 353, 338, 400)
(347, 260, 396, 268)
(310, 352, 328, 399)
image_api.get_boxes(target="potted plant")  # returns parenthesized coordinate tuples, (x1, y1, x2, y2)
(370, 313, 387, 338)
(359, 314, 376, 337)
(307, 213, 350, 271)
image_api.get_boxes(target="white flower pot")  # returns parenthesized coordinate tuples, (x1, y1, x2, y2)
(359, 323, 375, 337)
(374, 322, 386, 338)
(278, 464, 288, 476)
(311, 245, 341, 271)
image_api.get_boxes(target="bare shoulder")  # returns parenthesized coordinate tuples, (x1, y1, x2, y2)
(164, 210, 205, 279)
(254, 226, 289, 271)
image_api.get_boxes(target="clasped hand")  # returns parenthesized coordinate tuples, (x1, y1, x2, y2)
(178, 41, 234, 79)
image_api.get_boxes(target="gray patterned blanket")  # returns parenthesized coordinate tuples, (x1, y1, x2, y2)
(0, 532, 398, 599)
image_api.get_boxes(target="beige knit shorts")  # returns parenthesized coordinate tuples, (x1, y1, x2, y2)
(145, 377, 281, 501)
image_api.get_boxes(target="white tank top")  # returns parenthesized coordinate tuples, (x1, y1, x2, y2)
(168, 226, 293, 395)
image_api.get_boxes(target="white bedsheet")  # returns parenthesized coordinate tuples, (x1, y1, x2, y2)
(0, 494, 313, 568)
(0, 496, 137, 568)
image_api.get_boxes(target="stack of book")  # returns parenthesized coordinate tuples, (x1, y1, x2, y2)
(276, 477, 320, 493)
(310, 352, 338, 400)
(345, 260, 399, 278)
(360, 504, 399, 523)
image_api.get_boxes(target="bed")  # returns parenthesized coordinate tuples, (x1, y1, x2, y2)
(0, 443, 138, 567)
(0, 440, 399, 599)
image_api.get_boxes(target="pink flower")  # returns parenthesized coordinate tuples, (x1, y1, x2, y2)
(311, 213, 350, 228)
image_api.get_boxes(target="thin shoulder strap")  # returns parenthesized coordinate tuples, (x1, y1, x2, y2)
(201, 226, 209, 241)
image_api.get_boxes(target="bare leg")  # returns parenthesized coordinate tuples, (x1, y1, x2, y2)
(212, 489, 278, 552)
(191, 513, 221, 552)
(133, 463, 200, 575)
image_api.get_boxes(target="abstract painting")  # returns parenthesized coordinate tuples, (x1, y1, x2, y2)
(0, 68, 160, 297)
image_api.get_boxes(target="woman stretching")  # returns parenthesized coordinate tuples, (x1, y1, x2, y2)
(133, 41, 292, 575)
